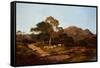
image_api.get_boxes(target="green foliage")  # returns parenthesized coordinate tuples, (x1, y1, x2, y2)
(31, 21, 53, 33)
(30, 28, 40, 32)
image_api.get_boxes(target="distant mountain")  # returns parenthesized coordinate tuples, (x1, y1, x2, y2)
(64, 26, 94, 42)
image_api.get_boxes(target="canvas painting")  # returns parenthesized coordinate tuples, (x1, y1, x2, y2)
(11, 1, 97, 66)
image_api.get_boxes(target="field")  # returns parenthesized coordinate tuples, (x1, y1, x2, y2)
(16, 42, 96, 65)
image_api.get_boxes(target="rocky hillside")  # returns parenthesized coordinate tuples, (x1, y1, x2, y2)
(64, 26, 94, 42)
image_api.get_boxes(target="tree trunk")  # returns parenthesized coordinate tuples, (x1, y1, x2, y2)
(49, 37, 51, 45)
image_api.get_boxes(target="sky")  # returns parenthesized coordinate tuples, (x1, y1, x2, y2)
(16, 3, 97, 34)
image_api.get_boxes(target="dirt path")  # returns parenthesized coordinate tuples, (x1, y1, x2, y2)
(28, 43, 50, 57)
(28, 43, 71, 62)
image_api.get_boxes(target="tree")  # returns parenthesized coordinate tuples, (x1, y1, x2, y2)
(30, 21, 53, 45)
(31, 21, 53, 33)
(16, 30, 22, 35)
(45, 16, 62, 45)
(38, 33, 50, 43)
(45, 16, 59, 30)
(59, 33, 74, 46)
(30, 16, 63, 45)
(30, 28, 40, 32)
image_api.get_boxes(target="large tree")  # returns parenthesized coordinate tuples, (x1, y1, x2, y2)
(45, 16, 61, 45)
(45, 16, 59, 30)
(30, 21, 53, 45)
(30, 16, 63, 45)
